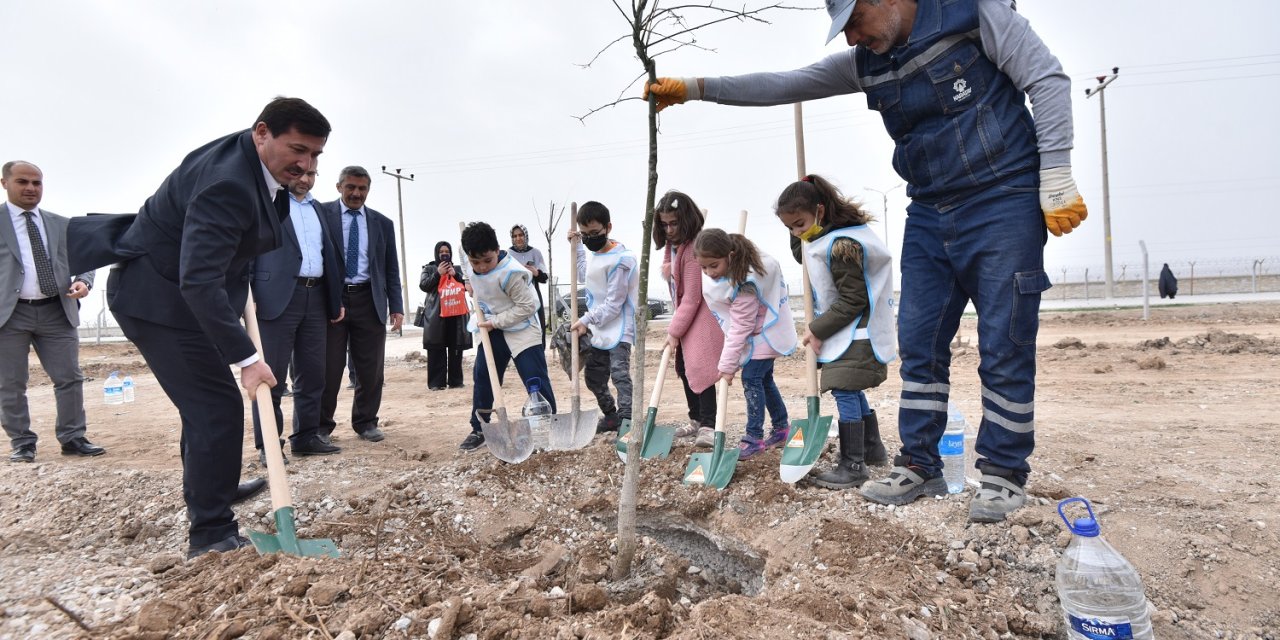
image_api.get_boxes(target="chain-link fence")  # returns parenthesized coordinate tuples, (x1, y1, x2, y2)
(1047, 256, 1278, 301)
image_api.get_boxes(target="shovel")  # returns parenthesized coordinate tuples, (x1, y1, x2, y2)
(682, 379, 739, 489)
(779, 251, 833, 483)
(242, 292, 339, 557)
(472, 303, 537, 464)
(548, 206, 599, 450)
(615, 344, 677, 462)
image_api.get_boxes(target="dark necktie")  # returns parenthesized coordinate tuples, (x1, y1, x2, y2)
(345, 209, 361, 280)
(22, 211, 60, 298)
(274, 187, 290, 222)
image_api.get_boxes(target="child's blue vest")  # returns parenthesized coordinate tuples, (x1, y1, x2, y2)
(857, 0, 1038, 205)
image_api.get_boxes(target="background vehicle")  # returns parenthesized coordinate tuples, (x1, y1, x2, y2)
(554, 287, 668, 319)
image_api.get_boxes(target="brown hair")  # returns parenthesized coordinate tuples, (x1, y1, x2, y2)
(694, 229, 766, 285)
(653, 189, 705, 250)
(774, 174, 872, 229)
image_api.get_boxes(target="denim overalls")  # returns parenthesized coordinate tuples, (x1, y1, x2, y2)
(858, 0, 1052, 485)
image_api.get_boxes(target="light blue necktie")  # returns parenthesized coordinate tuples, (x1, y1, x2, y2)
(345, 209, 361, 280)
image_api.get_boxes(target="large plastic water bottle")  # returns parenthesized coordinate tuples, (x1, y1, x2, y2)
(122, 375, 135, 403)
(103, 371, 124, 405)
(522, 380, 552, 450)
(1056, 497, 1154, 639)
(964, 414, 980, 489)
(940, 401, 966, 494)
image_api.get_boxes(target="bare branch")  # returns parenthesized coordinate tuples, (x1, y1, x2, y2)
(647, 4, 805, 49)
(573, 96, 648, 124)
(575, 33, 632, 69)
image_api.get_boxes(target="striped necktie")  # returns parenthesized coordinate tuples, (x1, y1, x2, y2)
(22, 211, 59, 298)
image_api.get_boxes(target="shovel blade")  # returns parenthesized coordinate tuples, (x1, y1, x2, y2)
(615, 416, 634, 462)
(247, 507, 340, 558)
(683, 452, 714, 486)
(481, 413, 534, 464)
(548, 408, 599, 450)
(616, 407, 671, 462)
(684, 432, 739, 490)
(779, 414, 833, 483)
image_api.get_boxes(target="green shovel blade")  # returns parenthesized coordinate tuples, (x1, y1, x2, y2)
(683, 432, 739, 490)
(616, 407, 674, 462)
(779, 396, 833, 483)
(247, 507, 340, 558)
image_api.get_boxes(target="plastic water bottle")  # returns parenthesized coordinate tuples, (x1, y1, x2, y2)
(122, 375, 135, 403)
(940, 401, 966, 494)
(964, 415, 980, 489)
(103, 371, 124, 405)
(1056, 497, 1154, 639)
(522, 380, 552, 450)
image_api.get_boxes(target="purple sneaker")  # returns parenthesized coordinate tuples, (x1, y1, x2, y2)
(763, 427, 790, 449)
(738, 437, 767, 460)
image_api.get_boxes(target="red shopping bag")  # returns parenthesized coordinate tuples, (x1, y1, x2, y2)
(438, 273, 468, 318)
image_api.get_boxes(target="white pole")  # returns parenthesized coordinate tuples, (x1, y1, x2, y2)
(1139, 240, 1150, 321)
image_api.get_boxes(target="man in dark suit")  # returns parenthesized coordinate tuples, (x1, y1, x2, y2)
(68, 97, 331, 559)
(1, 161, 102, 463)
(249, 167, 344, 464)
(319, 166, 403, 444)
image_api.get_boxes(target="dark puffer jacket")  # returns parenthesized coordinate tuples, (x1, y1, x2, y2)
(791, 232, 887, 393)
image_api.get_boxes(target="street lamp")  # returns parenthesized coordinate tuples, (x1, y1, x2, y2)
(863, 183, 904, 250)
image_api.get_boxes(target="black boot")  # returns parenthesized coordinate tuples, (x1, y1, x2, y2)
(863, 410, 888, 467)
(813, 420, 869, 490)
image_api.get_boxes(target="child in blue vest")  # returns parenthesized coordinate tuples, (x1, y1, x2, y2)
(569, 201, 638, 433)
(694, 229, 798, 459)
(458, 222, 557, 452)
(775, 175, 897, 490)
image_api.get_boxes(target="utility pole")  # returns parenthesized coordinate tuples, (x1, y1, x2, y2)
(864, 183, 904, 251)
(381, 166, 415, 329)
(1085, 67, 1120, 299)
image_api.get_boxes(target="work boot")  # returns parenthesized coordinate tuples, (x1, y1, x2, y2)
(860, 458, 948, 506)
(812, 420, 869, 490)
(863, 410, 888, 467)
(969, 472, 1027, 523)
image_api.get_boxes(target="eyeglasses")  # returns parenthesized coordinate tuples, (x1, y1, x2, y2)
(581, 231, 606, 239)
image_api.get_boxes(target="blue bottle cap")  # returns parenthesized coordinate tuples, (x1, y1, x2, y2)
(527, 380, 539, 393)
(1058, 497, 1101, 537)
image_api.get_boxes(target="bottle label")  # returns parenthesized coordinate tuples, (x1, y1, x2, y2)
(1066, 613, 1133, 639)
(939, 432, 964, 456)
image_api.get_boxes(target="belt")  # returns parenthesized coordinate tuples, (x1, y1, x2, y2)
(343, 282, 371, 292)
(16, 297, 58, 306)
(297, 277, 323, 287)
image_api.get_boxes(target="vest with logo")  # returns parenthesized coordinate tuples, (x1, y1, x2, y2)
(804, 226, 897, 365)
(467, 253, 541, 351)
(857, 0, 1037, 204)
(703, 253, 799, 366)
(584, 243, 639, 349)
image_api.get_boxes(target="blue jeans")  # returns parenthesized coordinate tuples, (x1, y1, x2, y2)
(469, 330, 557, 433)
(832, 389, 870, 423)
(896, 172, 1050, 484)
(740, 359, 788, 441)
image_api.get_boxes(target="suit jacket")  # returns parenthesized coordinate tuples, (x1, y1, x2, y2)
(0, 208, 95, 328)
(68, 130, 285, 364)
(250, 198, 342, 321)
(321, 200, 403, 323)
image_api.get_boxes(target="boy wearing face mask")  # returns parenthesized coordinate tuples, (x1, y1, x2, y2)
(568, 201, 638, 433)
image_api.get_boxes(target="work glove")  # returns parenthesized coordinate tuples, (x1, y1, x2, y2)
(642, 77, 700, 112)
(1039, 166, 1089, 237)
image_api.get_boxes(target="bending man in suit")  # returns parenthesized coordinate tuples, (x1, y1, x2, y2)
(71, 98, 331, 559)
(250, 167, 344, 464)
(319, 166, 403, 444)
(1, 161, 102, 463)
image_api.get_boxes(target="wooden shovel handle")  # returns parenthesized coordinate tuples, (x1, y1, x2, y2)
(714, 378, 729, 434)
(242, 290, 292, 512)
(459, 221, 511, 420)
(737, 210, 748, 235)
(801, 247, 819, 397)
(569, 203, 582, 401)
(647, 344, 673, 410)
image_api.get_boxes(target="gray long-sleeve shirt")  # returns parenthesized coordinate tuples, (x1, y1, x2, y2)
(702, 0, 1072, 169)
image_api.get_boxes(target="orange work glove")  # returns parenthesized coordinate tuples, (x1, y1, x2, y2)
(642, 77, 700, 112)
(1039, 166, 1089, 237)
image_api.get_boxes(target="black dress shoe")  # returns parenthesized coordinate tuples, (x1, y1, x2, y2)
(292, 438, 342, 456)
(316, 433, 333, 445)
(448, 383, 464, 389)
(233, 478, 267, 504)
(8, 445, 35, 463)
(186, 534, 251, 560)
(60, 437, 106, 457)
(356, 427, 385, 442)
(429, 385, 446, 391)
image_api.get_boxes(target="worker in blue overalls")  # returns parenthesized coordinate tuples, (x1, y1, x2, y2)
(643, 0, 1089, 523)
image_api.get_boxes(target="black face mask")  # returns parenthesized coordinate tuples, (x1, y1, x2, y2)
(582, 234, 609, 252)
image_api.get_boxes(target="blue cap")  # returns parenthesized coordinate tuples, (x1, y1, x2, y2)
(1058, 497, 1101, 537)
(825, 0, 857, 44)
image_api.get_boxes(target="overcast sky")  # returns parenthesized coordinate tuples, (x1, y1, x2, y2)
(5, 1, 1278, 320)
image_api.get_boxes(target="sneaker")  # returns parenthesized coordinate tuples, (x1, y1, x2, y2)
(458, 431, 485, 452)
(860, 465, 948, 506)
(596, 412, 623, 433)
(694, 427, 715, 448)
(763, 427, 789, 449)
(968, 474, 1027, 523)
(673, 420, 699, 438)
(738, 437, 766, 460)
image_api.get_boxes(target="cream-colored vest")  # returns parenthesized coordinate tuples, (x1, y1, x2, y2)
(803, 226, 897, 364)
(584, 243, 639, 349)
(702, 253, 799, 365)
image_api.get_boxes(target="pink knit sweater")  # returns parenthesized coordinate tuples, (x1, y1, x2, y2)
(664, 243, 724, 394)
